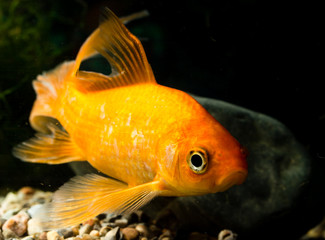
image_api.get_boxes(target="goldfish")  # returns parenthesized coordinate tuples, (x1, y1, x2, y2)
(13, 8, 247, 229)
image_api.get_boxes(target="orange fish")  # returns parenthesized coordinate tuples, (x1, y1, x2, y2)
(13, 8, 247, 229)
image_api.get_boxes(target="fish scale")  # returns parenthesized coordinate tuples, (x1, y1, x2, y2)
(57, 83, 202, 185)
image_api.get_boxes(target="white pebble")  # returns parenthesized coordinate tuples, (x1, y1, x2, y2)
(47, 230, 63, 240)
(27, 218, 43, 235)
(27, 204, 43, 218)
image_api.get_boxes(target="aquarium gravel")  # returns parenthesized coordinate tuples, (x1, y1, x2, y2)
(0, 187, 237, 240)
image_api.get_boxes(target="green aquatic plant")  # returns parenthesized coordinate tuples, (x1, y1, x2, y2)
(0, 0, 87, 191)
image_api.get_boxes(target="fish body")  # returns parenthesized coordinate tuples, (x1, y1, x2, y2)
(13, 8, 248, 229)
(60, 84, 203, 185)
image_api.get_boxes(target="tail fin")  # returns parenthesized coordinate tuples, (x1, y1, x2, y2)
(30, 61, 75, 133)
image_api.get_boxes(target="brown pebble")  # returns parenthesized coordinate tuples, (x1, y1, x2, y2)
(18, 187, 35, 196)
(39, 231, 48, 240)
(71, 226, 80, 236)
(47, 230, 63, 240)
(2, 211, 30, 237)
(121, 227, 139, 240)
(83, 219, 97, 227)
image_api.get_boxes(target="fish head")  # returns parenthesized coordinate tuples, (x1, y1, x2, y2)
(159, 117, 248, 196)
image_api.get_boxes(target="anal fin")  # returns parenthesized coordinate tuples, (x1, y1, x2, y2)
(13, 116, 84, 164)
(34, 174, 161, 230)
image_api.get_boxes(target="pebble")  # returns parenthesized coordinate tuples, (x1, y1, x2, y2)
(57, 228, 74, 238)
(121, 227, 139, 240)
(82, 219, 97, 227)
(0, 187, 243, 240)
(135, 224, 150, 237)
(79, 233, 93, 240)
(159, 229, 172, 239)
(79, 224, 93, 235)
(39, 231, 48, 240)
(89, 230, 99, 237)
(18, 187, 36, 200)
(104, 227, 122, 240)
(71, 226, 80, 236)
(2, 210, 30, 237)
(27, 218, 43, 235)
(114, 218, 128, 228)
(27, 204, 43, 218)
(22, 236, 35, 240)
(47, 230, 63, 240)
(2, 228, 18, 239)
(0, 218, 6, 228)
(99, 226, 111, 237)
(218, 229, 237, 240)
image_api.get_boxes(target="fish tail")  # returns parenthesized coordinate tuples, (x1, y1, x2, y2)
(30, 61, 75, 133)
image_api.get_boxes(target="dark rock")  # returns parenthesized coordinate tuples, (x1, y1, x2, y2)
(150, 96, 325, 240)
(69, 96, 325, 240)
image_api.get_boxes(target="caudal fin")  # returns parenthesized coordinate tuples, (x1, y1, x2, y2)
(30, 61, 74, 133)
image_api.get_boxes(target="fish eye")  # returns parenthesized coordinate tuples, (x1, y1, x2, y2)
(186, 148, 208, 174)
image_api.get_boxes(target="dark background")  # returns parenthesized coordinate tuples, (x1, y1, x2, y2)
(0, 0, 324, 196)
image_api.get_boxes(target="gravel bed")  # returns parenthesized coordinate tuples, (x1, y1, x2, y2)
(0, 187, 237, 240)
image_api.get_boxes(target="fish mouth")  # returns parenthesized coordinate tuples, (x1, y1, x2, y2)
(216, 169, 248, 192)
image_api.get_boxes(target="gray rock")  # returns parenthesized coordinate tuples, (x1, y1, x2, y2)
(149, 96, 325, 239)
(69, 96, 325, 240)
(57, 228, 74, 238)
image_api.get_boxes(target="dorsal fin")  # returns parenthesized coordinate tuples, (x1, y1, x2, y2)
(72, 8, 156, 93)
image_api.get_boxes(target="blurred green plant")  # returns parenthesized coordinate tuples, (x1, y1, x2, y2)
(0, 0, 87, 191)
(0, 0, 86, 98)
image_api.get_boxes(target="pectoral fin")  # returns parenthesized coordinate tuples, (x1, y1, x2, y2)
(35, 174, 162, 230)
